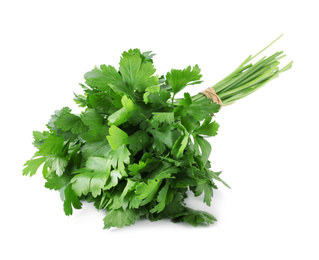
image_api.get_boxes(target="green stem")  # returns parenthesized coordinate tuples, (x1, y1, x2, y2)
(191, 35, 292, 107)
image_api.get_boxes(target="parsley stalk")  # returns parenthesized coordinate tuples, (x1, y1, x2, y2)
(191, 35, 293, 106)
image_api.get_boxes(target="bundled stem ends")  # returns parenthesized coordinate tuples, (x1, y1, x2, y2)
(192, 35, 293, 106)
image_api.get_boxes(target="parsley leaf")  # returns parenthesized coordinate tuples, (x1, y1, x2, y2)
(127, 130, 149, 152)
(166, 65, 202, 95)
(108, 95, 135, 126)
(181, 208, 217, 227)
(84, 65, 132, 96)
(193, 182, 214, 206)
(119, 49, 157, 92)
(150, 182, 174, 213)
(106, 125, 128, 150)
(44, 172, 71, 190)
(81, 108, 104, 130)
(193, 118, 220, 136)
(71, 157, 111, 197)
(103, 208, 138, 229)
(108, 145, 130, 177)
(45, 155, 68, 176)
(22, 156, 46, 176)
(63, 184, 83, 216)
(54, 109, 87, 134)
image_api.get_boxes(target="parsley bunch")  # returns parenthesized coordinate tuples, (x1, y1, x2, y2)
(23, 43, 291, 228)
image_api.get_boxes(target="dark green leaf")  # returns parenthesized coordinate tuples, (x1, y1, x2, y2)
(127, 130, 150, 152)
(193, 118, 220, 136)
(193, 135, 212, 166)
(166, 65, 202, 95)
(54, 110, 87, 134)
(45, 172, 71, 190)
(119, 50, 157, 92)
(81, 108, 104, 130)
(193, 182, 213, 206)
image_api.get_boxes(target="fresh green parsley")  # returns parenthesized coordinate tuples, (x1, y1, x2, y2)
(23, 41, 291, 228)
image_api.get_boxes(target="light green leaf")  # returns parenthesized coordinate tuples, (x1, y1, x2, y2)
(136, 179, 162, 206)
(143, 85, 161, 104)
(172, 133, 189, 158)
(71, 157, 111, 197)
(120, 179, 136, 199)
(85, 157, 110, 171)
(46, 156, 68, 176)
(128, 161, 146, 176)
(103, 208, 138, 229)
(80, 125, 109, 143)
(106, 125, 128, 150)
(32, 131, 49, 148)
(145, 85, 160, 93)
(81, 140, 112, 159)
(108, 96, 135, 126)
(104, 170, 122, 190)
(136, 171, 173, 206)
(22, 156, 46, 176)
(108, 145, 130, 177)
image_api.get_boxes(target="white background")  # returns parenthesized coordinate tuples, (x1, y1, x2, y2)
(1, 0, 318, 259)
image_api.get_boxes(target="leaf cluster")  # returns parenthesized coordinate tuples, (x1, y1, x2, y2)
(23, 49, 229, 228)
